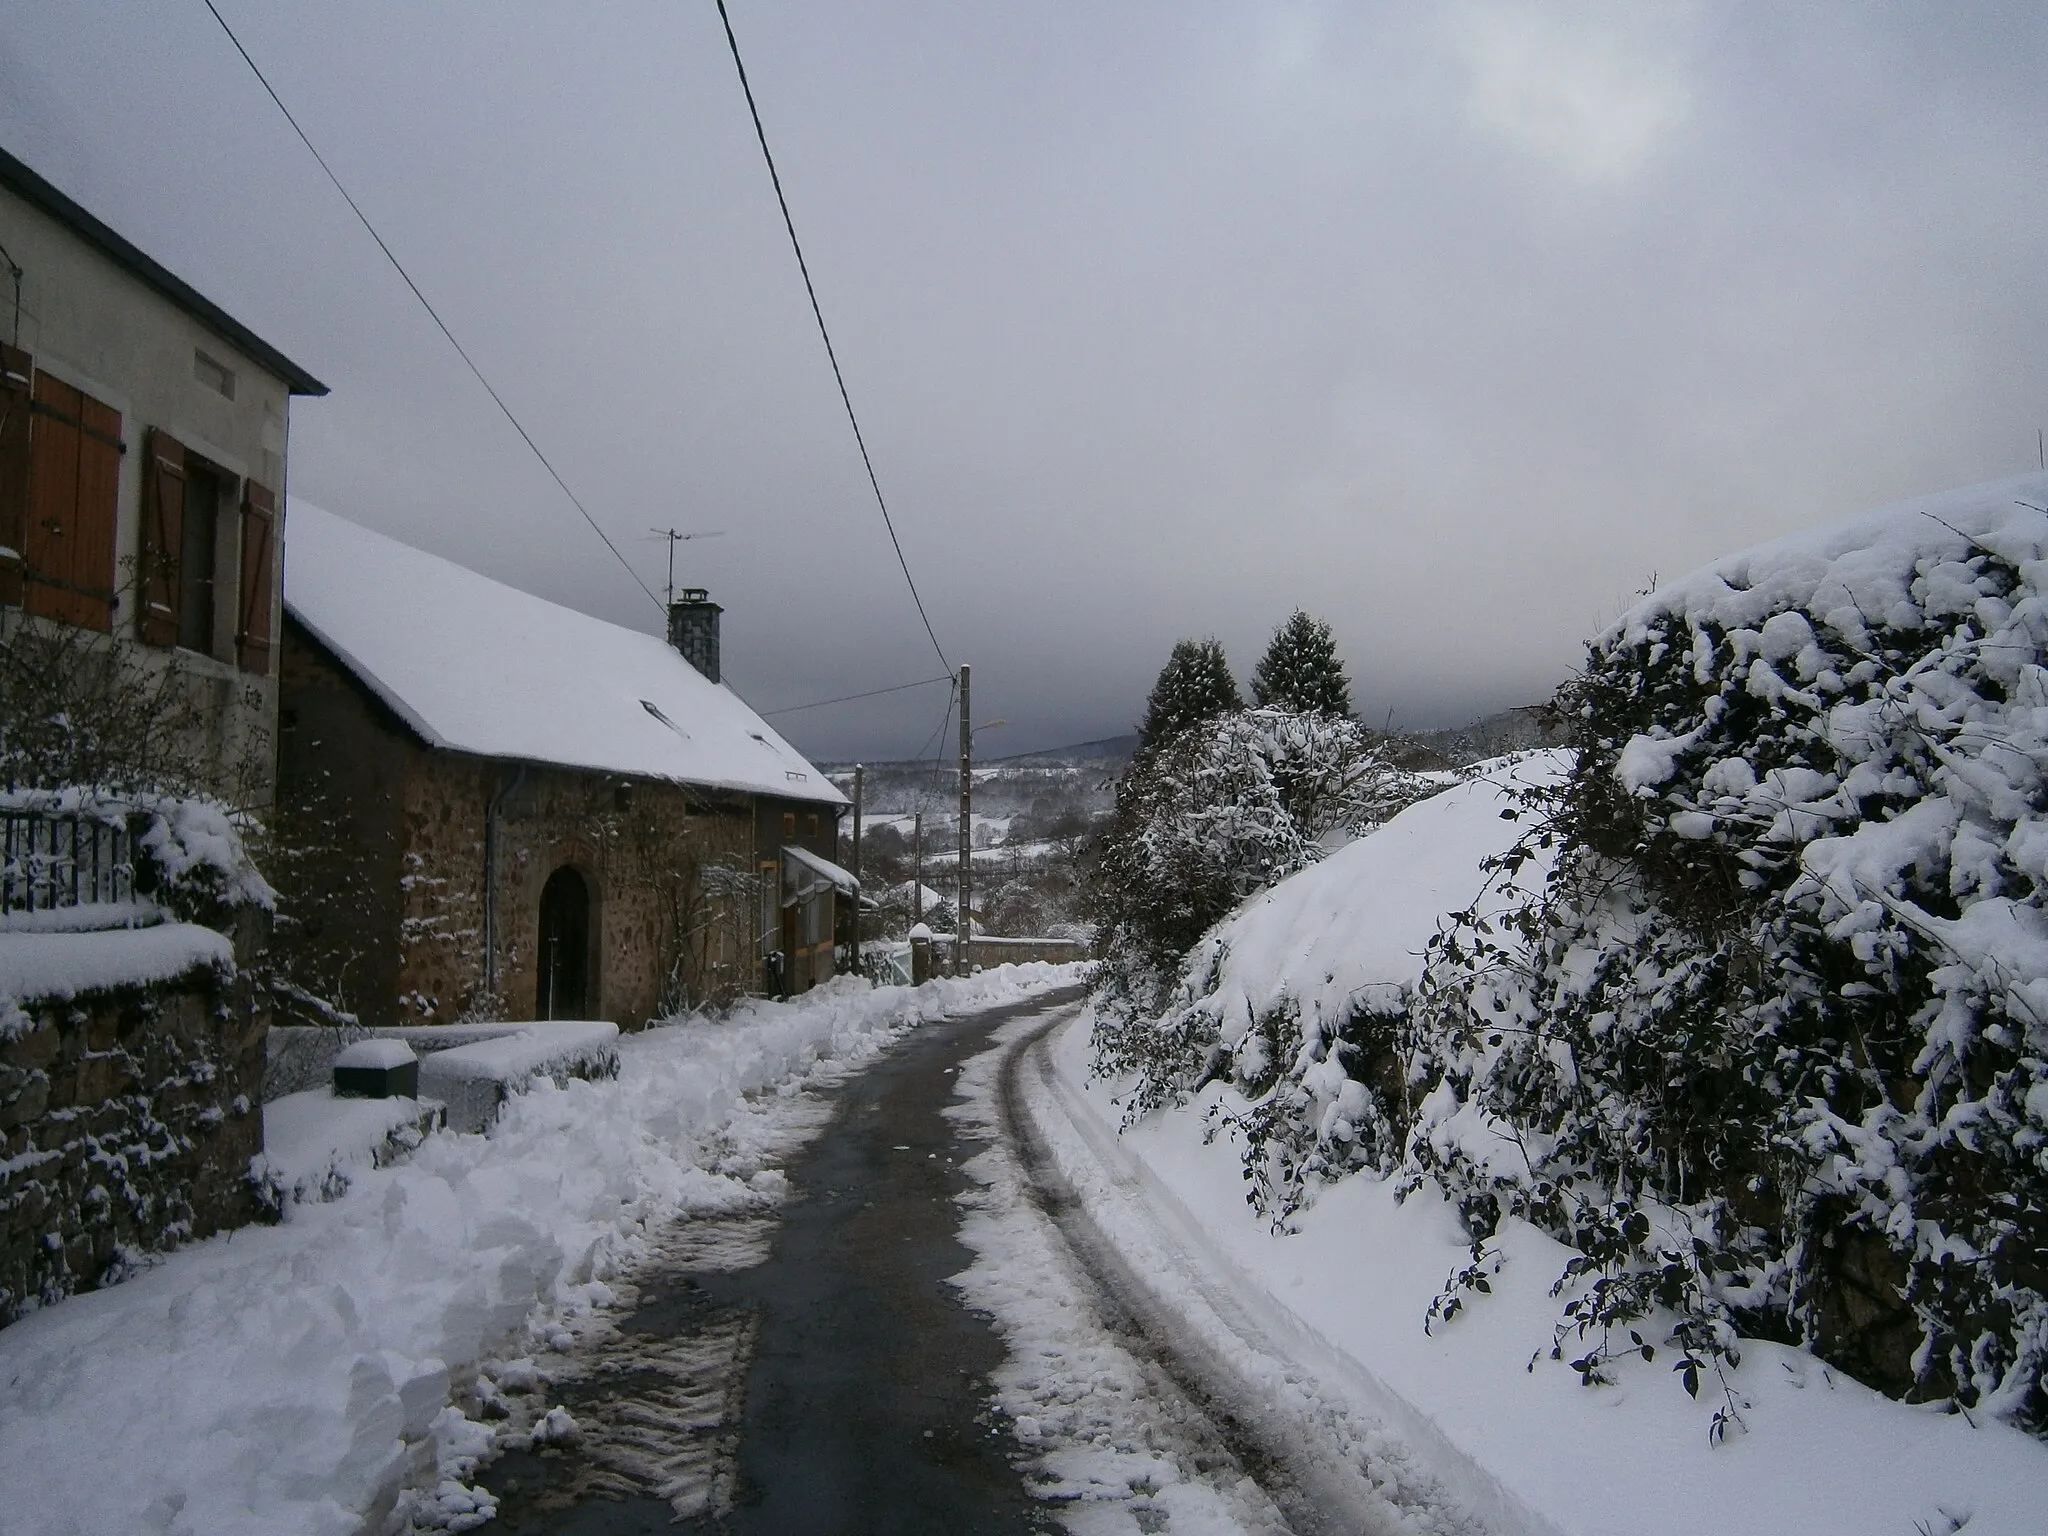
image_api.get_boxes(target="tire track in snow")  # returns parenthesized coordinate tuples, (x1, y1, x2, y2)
(461, 1212, 780, 1530)
(953, 1003, 1488, 1536)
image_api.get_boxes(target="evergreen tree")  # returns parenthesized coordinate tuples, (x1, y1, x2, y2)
(1249, 611, 1353, 718)
(1087, 706, 1427, 1023)
(1135, 638, 1241, 758)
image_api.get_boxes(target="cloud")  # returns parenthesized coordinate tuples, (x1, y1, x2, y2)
(1450, 1, 1694, 182)
(5, 3, 2043, 761)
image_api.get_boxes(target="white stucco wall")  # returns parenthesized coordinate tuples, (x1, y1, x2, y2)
(0, 179, 307, 807)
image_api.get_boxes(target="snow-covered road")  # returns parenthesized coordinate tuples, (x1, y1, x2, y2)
(480, 986, 1069, 1532)
(466, 990, 1474, 1536)
(0, 967, 1083, 1536)
(13, 966, 2031, 1534)
(954, 1003, 1495, 1536)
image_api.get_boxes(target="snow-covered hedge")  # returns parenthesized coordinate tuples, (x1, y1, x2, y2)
(1120, 754, 1564, 1202)
(1104, 476, 2048, 1434)
(1433, 473, 2048, 1428)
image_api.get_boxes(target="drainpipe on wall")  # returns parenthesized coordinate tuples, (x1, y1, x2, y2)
(483, 764, 528, 1004)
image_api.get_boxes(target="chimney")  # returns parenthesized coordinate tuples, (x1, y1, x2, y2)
(666, 588, 722, 683)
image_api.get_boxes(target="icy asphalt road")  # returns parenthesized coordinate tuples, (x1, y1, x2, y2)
(474, 990, 1475, 1535)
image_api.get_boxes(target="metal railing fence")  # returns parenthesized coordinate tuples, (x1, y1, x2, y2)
(0, 806, 135, 915)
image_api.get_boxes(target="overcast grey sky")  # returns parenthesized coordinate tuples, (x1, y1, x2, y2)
(4, 3, 2045, 760)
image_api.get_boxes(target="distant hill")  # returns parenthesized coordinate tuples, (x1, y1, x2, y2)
(988, 733, 1139, 767)
(823, 708, 1563, 814)
(822, 737, 1127, 821)
(1377, 704, 1566, 771)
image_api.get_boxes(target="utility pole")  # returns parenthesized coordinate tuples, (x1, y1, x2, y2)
(850, 763, 863, 983)
(957, 663, 972, 976)
(912, 811, 924, 926)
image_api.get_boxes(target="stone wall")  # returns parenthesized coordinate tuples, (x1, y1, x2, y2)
(0, 956, 264, 1327)
(397, 760, 756, 1027)
(937, 934, 1091, 968)
(273, 613, 409, 1020)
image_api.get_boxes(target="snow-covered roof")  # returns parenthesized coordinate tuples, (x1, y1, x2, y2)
(283, 501, 845, 807)
(879, 879, 946, 911)
(783, 844, 858, 899)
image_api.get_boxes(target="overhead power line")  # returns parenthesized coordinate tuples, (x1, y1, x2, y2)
(911, 677, 958, 820)
(712, 0, 952, 675)
(200, 0, 663, 615)
(759, 674, 954, 718)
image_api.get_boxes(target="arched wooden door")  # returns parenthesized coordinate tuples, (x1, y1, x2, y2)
(536, 865, 592, 1019)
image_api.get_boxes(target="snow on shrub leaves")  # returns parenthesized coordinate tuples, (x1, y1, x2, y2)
(1467, 474, 2048, 1430)
(1102, 475, 2048, 1434)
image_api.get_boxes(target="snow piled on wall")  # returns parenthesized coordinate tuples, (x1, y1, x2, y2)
(0, 923, 232, 1010)
(0, 965, 1078, 1536)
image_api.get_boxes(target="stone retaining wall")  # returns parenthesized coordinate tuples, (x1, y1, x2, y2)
(1, 957, 264, 1327)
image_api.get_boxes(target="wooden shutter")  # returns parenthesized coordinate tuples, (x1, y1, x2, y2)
(138, 428, 186, 647)
(73, 393, 119, 632)
(236, 480, 276, 673)
(23, 374, 120, 631)
(0, 344, 28, 607)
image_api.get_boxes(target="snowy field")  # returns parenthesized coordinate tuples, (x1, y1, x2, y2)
(0, 965, 1079, 1536)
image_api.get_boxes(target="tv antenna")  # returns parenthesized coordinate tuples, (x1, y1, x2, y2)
(647, 528, 727, 604)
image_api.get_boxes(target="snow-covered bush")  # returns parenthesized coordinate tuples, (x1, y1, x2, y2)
(2, 611, 273, 932)
(1416, 476, 2048, 1429)
(1096, 476, 2048, 1434)
(1094, 755, 1561, 1213)
(0, 611, 268, 805)
(1090, 707, 1433, 1049)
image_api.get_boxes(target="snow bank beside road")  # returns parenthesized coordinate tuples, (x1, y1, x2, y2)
(956, 1006, 1476, 1535)
(416, 1020, 620, 1132)
(1047, 1010, 2048, 1536)
(0, 965, 1080, 1536)
(258, 1090, 446, 1205)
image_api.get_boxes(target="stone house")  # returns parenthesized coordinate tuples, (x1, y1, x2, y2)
(275, 503, 851, 1028)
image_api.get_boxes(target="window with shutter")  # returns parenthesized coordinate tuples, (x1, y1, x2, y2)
(0, 344, 28, 608)
(138, 428, 186, 647)
(177, 458, 225, 655)
(236, 481, 276, 673)
(24, 373, 120, 632)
